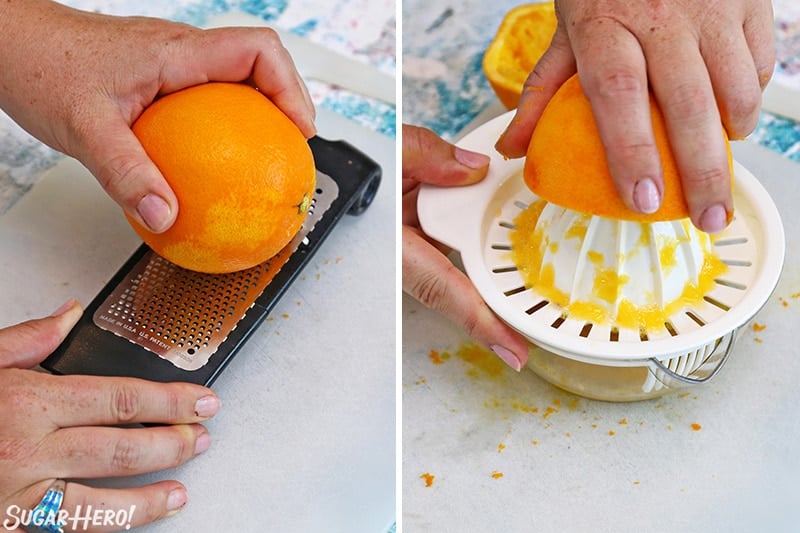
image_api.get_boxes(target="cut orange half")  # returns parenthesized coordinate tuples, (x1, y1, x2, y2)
(523, 74, 733, 222)
(483, 2, 558, 110)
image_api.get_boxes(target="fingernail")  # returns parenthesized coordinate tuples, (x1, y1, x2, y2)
(51, 299, 78, 317)
(699, 204, 729, 234)
(50, 299, 83, 333)
(137, 194, 172, 233)
(194, 395, 221, 418)
(491, 345, 522, 372)
(166, 489, 187, 516)
(494, 133, 510, 159)
(633, 178, 661, 214)
(454, 147, 489, 169)
(194, 432, 211, 455)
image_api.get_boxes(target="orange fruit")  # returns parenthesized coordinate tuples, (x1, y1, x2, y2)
(129, 82, 316, 273)
(483, 2, 558, 109)
(523, 74, 733, 222)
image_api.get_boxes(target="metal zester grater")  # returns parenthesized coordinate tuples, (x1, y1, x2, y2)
(42, 136, 381, 386)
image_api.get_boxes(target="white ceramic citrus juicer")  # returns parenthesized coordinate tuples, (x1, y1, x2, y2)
(417, 112, 785, 401)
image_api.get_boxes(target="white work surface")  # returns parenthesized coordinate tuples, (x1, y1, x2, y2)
(0, 107, 396, 533)
(402, 140, 800, 533)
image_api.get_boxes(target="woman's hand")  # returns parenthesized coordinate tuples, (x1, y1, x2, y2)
(0, 300, 222, 531)
(403, 125, 529, 371)
(496, 0, 775, 233)
(0, 0, 315, 234)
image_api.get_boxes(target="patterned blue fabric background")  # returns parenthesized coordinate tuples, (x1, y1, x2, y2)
(403, 0, 800, 164)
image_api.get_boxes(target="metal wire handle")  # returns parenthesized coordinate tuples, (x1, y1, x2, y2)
(647, 330, 737, 387)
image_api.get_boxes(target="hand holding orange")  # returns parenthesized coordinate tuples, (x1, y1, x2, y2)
(129, 82, 316, 274)
(523, 74, 733, 223)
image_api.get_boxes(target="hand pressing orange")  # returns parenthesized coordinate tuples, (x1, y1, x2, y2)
(495, 0, 774, 234)
(524, 73, 733, 223)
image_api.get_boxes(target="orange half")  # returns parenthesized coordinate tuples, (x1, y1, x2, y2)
(483, 2, 558, 110)
(523, 74, 733, 222)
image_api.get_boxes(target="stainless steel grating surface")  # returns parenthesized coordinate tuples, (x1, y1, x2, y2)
(93, 171, 338, 371)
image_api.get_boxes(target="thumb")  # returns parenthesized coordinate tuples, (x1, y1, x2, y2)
(402, 124, 490, 186)
(403, 227, 529, 370)
(0, 300, 84, 369)
(73, 113, 179, 233)
(494, 26, 576, 158)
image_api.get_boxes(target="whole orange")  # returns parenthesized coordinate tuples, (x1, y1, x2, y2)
(129, 82, 316, 273)
(523, 74, 733, 222)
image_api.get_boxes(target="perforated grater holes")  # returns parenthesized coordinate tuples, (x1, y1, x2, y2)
(93, 172, 339, 371)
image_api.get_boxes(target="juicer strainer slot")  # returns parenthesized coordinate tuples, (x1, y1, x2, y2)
(525, 300, 549, 315)
(703, 295, 731, 311)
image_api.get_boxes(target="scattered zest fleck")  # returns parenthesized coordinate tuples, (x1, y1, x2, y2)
(618, 418, 628, 425)
(491, 471, 504, 479)
(420, 472, 434, 487)
(753, 322, 767, 332)
(497, 443, 506, 453)
(691, 423, 702, 431)
(297, 193, 311, 214)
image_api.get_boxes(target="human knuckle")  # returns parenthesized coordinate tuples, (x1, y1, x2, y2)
(258, 26, 281, 45)
(725, 89, 761, 136)
(409, 267, 452, 312)
(95, 153, 151, 195)
(138, 496, 161, 523)
(404, 126, 440, 159)
(594, 70, 645, 101)
(523, 64, 548, 89)
(683, 165, 729, 189)
(615, 139, 658, 162)
(0, 370, 42, 414)
(460, 309, 481, 339)
(662, 83, 713, 124)
(0, 435, 36, 463)
(171, 431, 191, 465)
(232, 25, 280, 52)
(111, 384, 141, 423)
(164, 387, 182, 421)
(111, 437, 142, 471)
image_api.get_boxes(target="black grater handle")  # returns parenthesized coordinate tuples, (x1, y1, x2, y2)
(308, 136, 381, 216)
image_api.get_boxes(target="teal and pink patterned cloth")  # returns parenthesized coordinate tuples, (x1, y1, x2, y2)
(404, 0, 800, 161)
